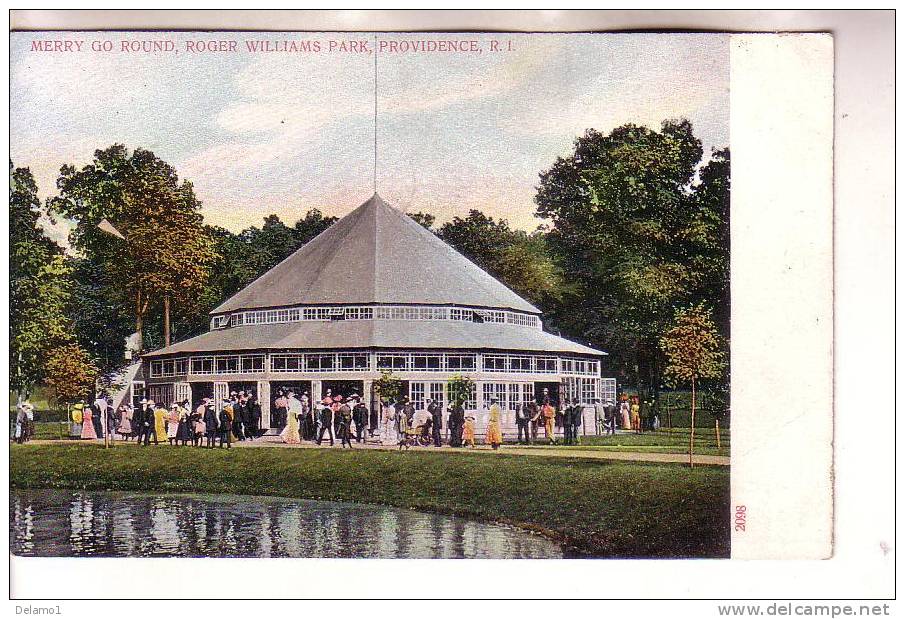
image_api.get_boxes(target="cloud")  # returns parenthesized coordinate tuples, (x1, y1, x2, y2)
(11, 32, 729, 236)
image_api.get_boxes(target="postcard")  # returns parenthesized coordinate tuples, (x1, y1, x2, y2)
(9, 15, 844, 600)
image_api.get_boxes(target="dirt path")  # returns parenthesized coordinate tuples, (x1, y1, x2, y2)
(25, 436, 728, 466)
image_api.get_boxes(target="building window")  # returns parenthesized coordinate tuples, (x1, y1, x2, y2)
(483, 355, 508, 372)
(271, 354, 302, 372)
(509, 356, 534, 372)
(240, 355, 265, 373)
(409, 382, 425, 408)
(212, 305, 540, 329)
(506, 313, 538, 327)
(580, 378, 598, 404)
(508, 383, 521, 412)
(428, 382, 445, 408)
(305, 354, 334, 371)
(216, 356, 240, 374)
(376, 354, 409, 371)
(482, 383, 507, 409)
(337, 353, 370, 371)
(446, 355, 476, 371)
(411, 354, 443, 371)
(536, 357, 558, 373)
(191, 356, 214, 374)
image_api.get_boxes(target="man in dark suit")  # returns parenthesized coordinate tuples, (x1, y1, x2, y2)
(562, 397, 574, 445)
(142, 401, 156, 446)
(317, 402, 334, 446)
(233, 393, 247, 441)
(352, 397, 369, 443)
(245, 392, 261, 440)
(604, 400, 617, 436)
(401, 397, 415, 426)
(571, 400, 583, 445)
(368, 396, 379, 437)
(428, 399, 443, 447)
(218, 401, 232, 448)
(447, 402, 464, 447)
(203, 400, 219, 448)
(517, 402, 533, 444)
(338, 400, 353, 448)
(133, 400, 147, 445)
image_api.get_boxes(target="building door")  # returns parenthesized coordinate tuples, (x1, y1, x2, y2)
(270, 380, 311, 431)
(321, 380, 364, 402)
(534, 381, 560, 407)
(190, 382, 213, 408)
(213, 382, 229, 411)
(174, 382, 191, 406)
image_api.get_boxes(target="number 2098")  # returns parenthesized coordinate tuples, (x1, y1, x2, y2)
(734, 505, 747, 532)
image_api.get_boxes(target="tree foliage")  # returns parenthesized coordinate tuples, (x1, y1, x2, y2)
(446, 374, 475, 407)
(10, 162, 74, 396)
(438, 210, 567, 309)
(535, 121, 730, 392)
(47, 145, 216, 351)
(660, 304, 726, 387)
(373, 371, 403, 402)
(660, 303, 726, 467)
(44, 343, 99, 406)
(407, 211, 436, 229)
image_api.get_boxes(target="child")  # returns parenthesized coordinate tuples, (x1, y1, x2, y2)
(463, 415, 476, 448)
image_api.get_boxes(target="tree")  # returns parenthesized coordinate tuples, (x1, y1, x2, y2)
(407, 211, 436, 230)
(446, 374, 475, 407)
(67, 256, 134, 376)
(44, 343, 99, 407)
(48, 145, 216, 352)
(659, 304, 726, 467)
(373, 371, 403, 403)
(535, 121, 729, 394)
(439, 210, 566, 309)
(9, 162, 74, 400)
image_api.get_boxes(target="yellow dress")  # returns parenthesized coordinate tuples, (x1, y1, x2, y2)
(154, 408, 168, 439)
(463, 418, 476, 443)
(485, 404, 503, 445)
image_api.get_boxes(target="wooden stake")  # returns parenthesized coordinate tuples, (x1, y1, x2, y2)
(715, 418, 721, 450)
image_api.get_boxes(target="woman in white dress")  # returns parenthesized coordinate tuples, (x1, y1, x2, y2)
(380, 401, 398, 446)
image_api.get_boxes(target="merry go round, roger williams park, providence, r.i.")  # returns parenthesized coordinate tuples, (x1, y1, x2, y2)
(134, 193, 616, 439)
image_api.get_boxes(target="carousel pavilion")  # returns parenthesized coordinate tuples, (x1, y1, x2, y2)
(142, 194, 613, 436)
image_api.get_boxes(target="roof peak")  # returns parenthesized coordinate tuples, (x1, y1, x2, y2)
(211, 194, 540, 315)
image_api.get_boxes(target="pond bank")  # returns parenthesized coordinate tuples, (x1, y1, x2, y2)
(10, 443, 730, 558)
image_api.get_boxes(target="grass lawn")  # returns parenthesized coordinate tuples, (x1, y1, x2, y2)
(10, 442, 730, 558)
(511, 428, 730, 457)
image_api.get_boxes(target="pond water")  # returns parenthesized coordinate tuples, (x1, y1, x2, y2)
(10, 489, 569, 559)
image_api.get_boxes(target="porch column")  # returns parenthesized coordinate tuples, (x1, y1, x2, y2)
(311, 379, 322, 402)
(363, 379, 374, 412)
(257, 380, 271, 430)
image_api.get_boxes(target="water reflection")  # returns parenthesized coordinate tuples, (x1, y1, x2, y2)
(10, 489, 567, 559)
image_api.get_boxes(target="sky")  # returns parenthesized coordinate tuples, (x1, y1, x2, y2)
(10, 32, 729, 243)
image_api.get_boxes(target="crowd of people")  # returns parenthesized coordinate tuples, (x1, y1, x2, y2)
(17, 386, 661, 449)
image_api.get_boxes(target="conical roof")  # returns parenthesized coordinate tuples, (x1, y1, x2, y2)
(213, 194, 540, 314)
